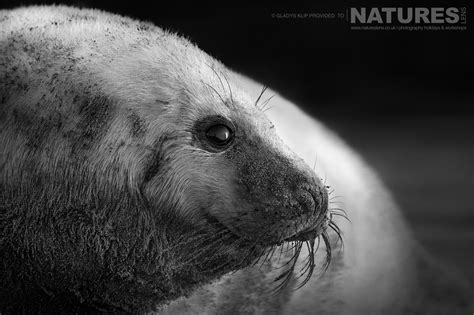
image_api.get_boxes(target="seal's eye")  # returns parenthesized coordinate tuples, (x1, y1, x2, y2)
(194, 116, 236, 152)
(205, 124, 233, 147)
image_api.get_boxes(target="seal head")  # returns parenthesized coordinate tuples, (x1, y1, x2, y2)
(0, 6, 332, 313)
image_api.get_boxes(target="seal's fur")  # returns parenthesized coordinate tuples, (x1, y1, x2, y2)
(1, 5, 472, 314)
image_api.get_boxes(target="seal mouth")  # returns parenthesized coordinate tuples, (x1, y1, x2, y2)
(274, 202, 333, 245)
(266, 209, 346, 291)
(283, 227, 323, 243)
(205, 212, 330, 247)
(203, 207, 345, 291)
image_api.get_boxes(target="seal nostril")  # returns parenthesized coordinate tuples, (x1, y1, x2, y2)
(297, 189, 316, 214)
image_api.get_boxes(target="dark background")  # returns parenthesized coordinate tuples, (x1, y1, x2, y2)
(3, 0, 474, 285)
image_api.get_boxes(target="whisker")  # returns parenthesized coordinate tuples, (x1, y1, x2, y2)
(321, 231, 332, 271)
(262, 106, 274, 113)
(206, 63, 226, 95)
(328, 207, 348, 216)
(201, 81, 226, 106)
(329, 221, 344, 251)
(271, 241, 303, 294)
(254, 85, 268, 108)
(220, 70, 234, 105)
(294, 239, 316, 289)
(330, 212, 351, 222)
(261, 94, 275, 111)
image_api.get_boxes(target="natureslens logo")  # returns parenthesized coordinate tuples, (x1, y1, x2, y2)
(270, 7, 467, 31)
(350, 7, 466, 24)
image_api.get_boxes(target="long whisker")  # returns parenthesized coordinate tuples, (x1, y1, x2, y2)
(255, 85, 268, 108)
(206, 63, 227, 95)
(201, 81, 226, 106)
(260, 94, 275, 112)
(220, 70, 234, 105)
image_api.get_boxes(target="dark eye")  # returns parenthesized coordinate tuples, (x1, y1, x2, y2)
(205, 124, 234, 147)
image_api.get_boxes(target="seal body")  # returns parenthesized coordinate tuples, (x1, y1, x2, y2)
(0, 6, 472, 314)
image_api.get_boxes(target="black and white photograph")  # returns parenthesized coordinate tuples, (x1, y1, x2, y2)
(1, 1, 473, 314)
